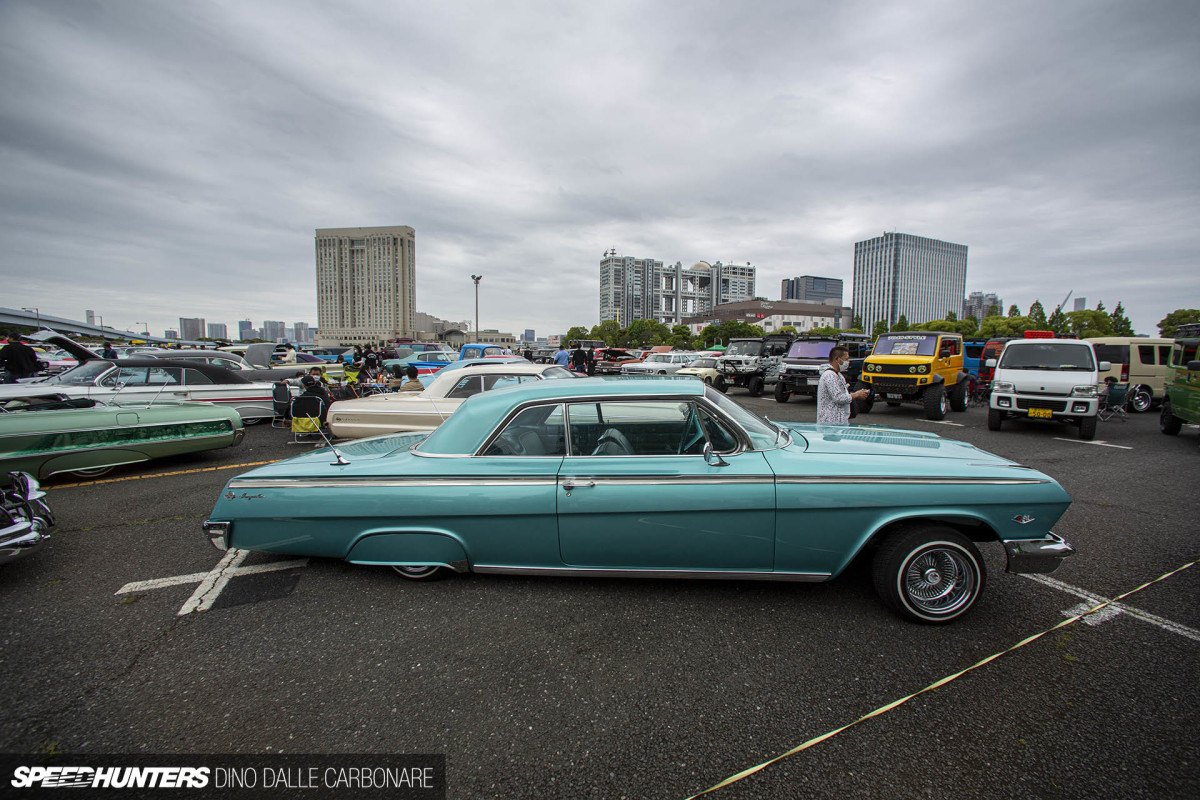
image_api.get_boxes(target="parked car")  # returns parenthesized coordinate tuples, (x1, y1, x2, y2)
(1086, 337, 1174, 413)
(620, 352, 696, 376)
(775, 334, 871, 404)
(858, 331, 970, 420)
(205, 378, 1075, 624)
(962, 339, 989, 378)
(327, 362, 576, 439)
(714, 335, 793, 396)
(675, 357, 721, 385)
(594, 348, 642, 375)
(977, 338, 1014, 384)
(1159, 326, 1200, 437)
(987, 335, 1110, 440)
(1, 472, 56, 565)
(0, 392, 244, 480)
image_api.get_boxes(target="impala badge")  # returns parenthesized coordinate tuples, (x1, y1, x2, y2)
(1012, 514, 1035, 525)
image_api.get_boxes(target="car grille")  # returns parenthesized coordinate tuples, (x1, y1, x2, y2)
(1017, 398, 1068, 412)
(871, 377, 918, 390)
(868, 363, 933, 375)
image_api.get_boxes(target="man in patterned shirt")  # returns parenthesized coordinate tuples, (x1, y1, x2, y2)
(817, 346, 869, 425)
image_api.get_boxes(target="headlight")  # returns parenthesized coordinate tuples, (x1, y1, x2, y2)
(1071, 385, 1098, 397)
(917, 365, 928, 374)
(909, 366, 916, 373)
(992, 381, 1015, 393)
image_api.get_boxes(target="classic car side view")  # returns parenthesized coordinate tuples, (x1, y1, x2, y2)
(327, 362, 575, 439)
(206, 378, 1075, 624)
(620, 352, 696, 376)
(0, 393, 244, 480)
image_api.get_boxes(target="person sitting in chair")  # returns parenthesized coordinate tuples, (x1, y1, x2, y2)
(299, 374, 332, 419)
(395, 365, 424, 392)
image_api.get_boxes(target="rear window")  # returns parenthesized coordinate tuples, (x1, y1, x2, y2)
(872, 335, 938, 356)
(965, 345, 984, 359)
(1092, 344, 1127, 365)
(999, 343, 1096, 371)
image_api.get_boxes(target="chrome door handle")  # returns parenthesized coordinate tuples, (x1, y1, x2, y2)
(560, 479, 596, 490)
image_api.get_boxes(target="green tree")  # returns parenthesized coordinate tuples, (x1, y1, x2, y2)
(1028, 300, 1047, 328)
(977, 315, 1012, 338)
(871, 320, 890, 340)
(1065, 310, 1112, 338)
(1007, 304, 1021, 318)
(623, 318, 672, 348)
(777, 325, 797, 336)
(893, 314, 910, 332)
(987, 305, 1000, 318)
(806, 325, 840, 336)
(589, 320, 623, 346)
(852, 314, 863, 330)
(669, 324, 694, 349)
(946, 310, 958, 322)
(1046, 307, 1068, 335)
(959, 316, 979, 336)
(564, 326, 590, 345)
(1108, 302, 1134, 336)
(1157, 309, 1199, 337)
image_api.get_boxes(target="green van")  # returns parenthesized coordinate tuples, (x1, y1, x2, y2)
(1159, 324, 1200, 436)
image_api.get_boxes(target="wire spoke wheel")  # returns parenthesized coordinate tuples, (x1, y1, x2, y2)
(873, 526, 985, 623)
(903, 547, 975, 614)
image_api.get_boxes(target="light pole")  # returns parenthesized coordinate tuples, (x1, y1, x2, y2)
(470, 274, 482, 339)
(135, 322, 149, 339)
(21, 307, 40, 330)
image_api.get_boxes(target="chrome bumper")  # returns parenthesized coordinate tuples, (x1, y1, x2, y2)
(1, 472, 56, 566)
(1003, 532, 1075, 574)
(203, 519, 231, 551)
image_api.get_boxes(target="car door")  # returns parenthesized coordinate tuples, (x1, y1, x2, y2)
(555, 399, 775, 572)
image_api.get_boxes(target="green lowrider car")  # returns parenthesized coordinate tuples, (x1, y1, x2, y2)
(1, 393, 245, 481)
(204, 378, 1074, 623)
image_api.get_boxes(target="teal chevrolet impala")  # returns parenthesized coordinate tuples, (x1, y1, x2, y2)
(204, 378, 1075, 623)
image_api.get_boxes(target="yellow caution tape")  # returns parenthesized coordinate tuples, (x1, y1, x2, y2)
(49, 460, 282, 490)
(686, 558, 1198, 799)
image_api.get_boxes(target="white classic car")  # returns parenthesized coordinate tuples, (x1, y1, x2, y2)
(619, 352, 697, 375)
(327, 362, 576, 439)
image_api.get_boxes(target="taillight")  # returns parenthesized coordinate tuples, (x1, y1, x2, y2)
(1120, 363, 1128, 381)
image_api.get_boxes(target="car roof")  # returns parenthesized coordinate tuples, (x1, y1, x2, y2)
(418, 377, 705, 455)
(427, 361, 564, 387)
(83, 358, 256, 383)
(879, 330, 958, 337)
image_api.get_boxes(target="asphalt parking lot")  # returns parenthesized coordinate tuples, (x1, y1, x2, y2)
(2, 393, 1198, 799)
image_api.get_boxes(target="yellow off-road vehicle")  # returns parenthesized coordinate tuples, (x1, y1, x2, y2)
(857, 331, 970, 420)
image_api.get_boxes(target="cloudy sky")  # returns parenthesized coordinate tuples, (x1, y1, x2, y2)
(2, 0, 1197, 338)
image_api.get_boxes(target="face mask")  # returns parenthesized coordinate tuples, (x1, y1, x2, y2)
(838, 360, 849, 372)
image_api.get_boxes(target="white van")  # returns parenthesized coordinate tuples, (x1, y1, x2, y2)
(1085, 337, 1174, 413)
(986, 337, 1111, 440)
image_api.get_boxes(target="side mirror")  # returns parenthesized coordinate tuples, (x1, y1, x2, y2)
(1187, 360, 1200, 371)
(703, 442, 729, 467)
(985, 358, 997, 368)
(1098, 361, 1111, 371)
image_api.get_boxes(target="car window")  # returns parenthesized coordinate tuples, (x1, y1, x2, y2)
(697, 406, 739, 453)
(481, 405, 566, 456)
(446, 376, 483, 399)
(1158, 345, 1172, 365)
(705, 387, 779, 450)
(1091, 344, 1127, 365)
(44, 361, 112, 386)
(938, 338, 960, 357)
(566, 401, 695, 456)
(482, 374, 536, 391)
(184, 368, 214, 385)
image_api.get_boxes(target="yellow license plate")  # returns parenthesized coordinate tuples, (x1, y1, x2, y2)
(1028, 408, 1053, 419)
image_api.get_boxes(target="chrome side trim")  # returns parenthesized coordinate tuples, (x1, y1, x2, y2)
(0, 418, 237, 440)
(228, 476, 559, 489)
(775, 475, 1051, 485)
(558, 475, 773, 486)
(472, 565, 830, 582)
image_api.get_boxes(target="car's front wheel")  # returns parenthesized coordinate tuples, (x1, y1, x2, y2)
(949, 379, 968, 412)
(924, 385, 948, 420)
(1078, 415, 1097, 440)
(1160, 400, 1182, 435)
(774, 381, 790, 403)
(872, 526, 986, 624)
(988, 408, 1003, 431)
(747, 376, 763, 397)
(392, 565, 451, 581)
(713, 375, 728, 393)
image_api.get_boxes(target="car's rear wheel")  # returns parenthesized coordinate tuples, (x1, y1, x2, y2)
(924, 385, 948, 420)
(774, 381, 790, 403)
(873, 526, 985, 624)
(886, 401, 901, 407)
(243, 416, 268, 426)
(392, 564, 450, 581)
(1078, 415, 1097, 441)
(747, 376, 763, 397)
(988, 408, 1003, 431)
(1129, 385, 1152, 413)
(70, 465, 114, 478)
(1160, 400, 1182, 435)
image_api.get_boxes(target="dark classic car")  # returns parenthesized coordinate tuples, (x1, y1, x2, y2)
(205, 378, 1075, 623)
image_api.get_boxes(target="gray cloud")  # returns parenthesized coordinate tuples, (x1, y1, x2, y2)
(2, 0, 1197, 338)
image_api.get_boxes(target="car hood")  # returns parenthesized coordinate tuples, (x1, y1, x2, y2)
(779, 422, 1020, 464)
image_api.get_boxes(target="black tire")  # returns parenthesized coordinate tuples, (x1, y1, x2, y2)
(987, 408, 1003, 431)
(70, 465, 114, 478)
(703, 376, 713, 385)
(392, 564, 451, 581)
(1078, 415, 1097, 441)
(886, 400, 901, 407)
(924, 385, 948, 420)
(774, 381, 790, 403)
(853, 381, 873, 414)
(747, 376, 764, 397)
(872, 526, 986, 624)
(714, 375, 728, 394)
(949, 378, 968, 412)
(1129, 386, 1152, 413)
(1160, 400, 1183, 435)
(243, 416, 268, 426)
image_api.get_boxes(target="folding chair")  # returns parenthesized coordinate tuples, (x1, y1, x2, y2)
(270, 381, 293, 428)
(1098, 382, 1129, 422)
(289, 395, 328, 444)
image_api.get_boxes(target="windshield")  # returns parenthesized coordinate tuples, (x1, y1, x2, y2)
(999, 343, 1096, 371)
(645, 354, 669, 363)
(704, 386, 783, 450)
(787, 341, 835, 359)
(42, 360, 112, 385)
(541, 366, 575, 379)
(723, 341, 763, 357)
(873, 334, 938, 356)
(687, 358, 717, 368)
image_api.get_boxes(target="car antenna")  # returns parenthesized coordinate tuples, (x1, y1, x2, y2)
(307, 416, 350, 465)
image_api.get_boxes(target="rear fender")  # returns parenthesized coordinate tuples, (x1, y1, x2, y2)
(345, 529, 470, 571)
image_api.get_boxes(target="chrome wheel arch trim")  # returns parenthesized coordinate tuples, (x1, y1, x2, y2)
(471, 565, 830, 582)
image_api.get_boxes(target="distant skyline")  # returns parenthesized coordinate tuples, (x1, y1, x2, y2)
(2, 1, 1197, 337)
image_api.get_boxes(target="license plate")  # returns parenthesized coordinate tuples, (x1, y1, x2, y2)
(887, 393, 902, 400)
(1028, 408, 1053, 419)
(807, 377, 819, 385)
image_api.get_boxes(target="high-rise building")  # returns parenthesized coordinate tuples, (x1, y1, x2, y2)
(179, 317, 206, 341)
(523, 329, 536, 342)
(238, 320, 254, 340)
(781, 276, 844, 305)
(164, 329, 178, 339)
(600, 253, 756, 326)
(85, 310, 95, 325)
(206, 322, 228, 339)
(963, 291, 1003, 321)
(315, 225, 416, 345)
(1073, 297, 1087, 312)
(262, 321, 286, 342)
(852, 233, 967, 331)
(293, 322, 310, 343)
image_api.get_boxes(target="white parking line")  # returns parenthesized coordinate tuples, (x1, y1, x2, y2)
(115, 550, 309, 615)
(1051, 437, 1133, 450)
(928, 420, 964, 427)
(1022, 573, 1200, 642)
